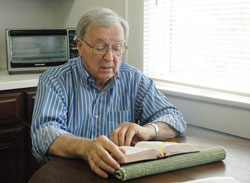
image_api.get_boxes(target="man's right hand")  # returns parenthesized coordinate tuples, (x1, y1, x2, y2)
(48, 134, 126, 179)
(86, 135, 127, 178)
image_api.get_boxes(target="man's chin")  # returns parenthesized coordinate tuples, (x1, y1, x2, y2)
(97, 74, 114, 82)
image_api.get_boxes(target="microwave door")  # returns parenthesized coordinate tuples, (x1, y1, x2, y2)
(10, 35, 68, 64)
(11, 36, 40, 63)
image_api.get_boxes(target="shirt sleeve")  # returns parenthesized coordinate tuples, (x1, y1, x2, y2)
(135, 75, 187, 134)
(30, 75, 70, 164)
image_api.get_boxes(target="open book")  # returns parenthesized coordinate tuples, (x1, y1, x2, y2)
(121, 141, 199, 163)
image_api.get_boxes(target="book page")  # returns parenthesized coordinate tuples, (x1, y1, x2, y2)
(135, 141, 176, 151)
(135, 141, 199, 157)
(120, 145, 160, 163)
(120, 146, 151, 155)
(162, 143, 199, 156)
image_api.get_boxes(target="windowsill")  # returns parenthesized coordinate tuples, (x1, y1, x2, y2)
(154, 80, 250, 110)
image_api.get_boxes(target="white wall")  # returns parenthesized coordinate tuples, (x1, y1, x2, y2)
(126, 0, 144, 70)
(52, 0, 126, 29)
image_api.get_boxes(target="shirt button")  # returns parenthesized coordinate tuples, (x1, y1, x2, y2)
(95, 115, 98, 119)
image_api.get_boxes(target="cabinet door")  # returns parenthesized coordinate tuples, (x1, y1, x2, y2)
(0, 92, 24, 127)
(24, 126, 40, 180)
(24, 90, 40, 181)
(0, 128, 25, 183)
(24, 91, 36, 124)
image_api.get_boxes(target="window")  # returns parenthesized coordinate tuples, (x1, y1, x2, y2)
(144, 0, 250, 97)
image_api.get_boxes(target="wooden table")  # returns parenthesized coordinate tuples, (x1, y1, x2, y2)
(29, 125, 250, 183)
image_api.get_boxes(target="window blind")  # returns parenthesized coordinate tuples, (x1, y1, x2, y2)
(144, 0, 250, 96)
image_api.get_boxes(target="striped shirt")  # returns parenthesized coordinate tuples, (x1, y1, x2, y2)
(31, 56, 187, 163)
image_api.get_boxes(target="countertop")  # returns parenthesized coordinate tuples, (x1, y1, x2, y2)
(0, 70, 40, 91)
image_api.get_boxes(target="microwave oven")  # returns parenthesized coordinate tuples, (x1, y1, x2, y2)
(5, 29, 79, 74)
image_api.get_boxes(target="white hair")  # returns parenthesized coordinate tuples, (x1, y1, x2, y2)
(76, 7, 129, 41)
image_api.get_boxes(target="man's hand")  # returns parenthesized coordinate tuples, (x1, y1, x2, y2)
(110, 122, 155, 146)
(48, 134, 126, 179)
(86, 135, 127, 178)
(48, 122, 177, 178)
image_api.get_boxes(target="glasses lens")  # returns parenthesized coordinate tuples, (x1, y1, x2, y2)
(93, 45, 106, 55)
(93, 45, 127, 56)
(112, 46, 122, 55)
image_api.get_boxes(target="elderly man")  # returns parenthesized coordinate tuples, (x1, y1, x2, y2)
(31, 7, 187, 178)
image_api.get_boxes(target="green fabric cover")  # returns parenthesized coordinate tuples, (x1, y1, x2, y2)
(114, 145, 226, 181)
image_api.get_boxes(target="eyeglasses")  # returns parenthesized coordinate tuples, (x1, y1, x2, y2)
(82, 39, 127, 56)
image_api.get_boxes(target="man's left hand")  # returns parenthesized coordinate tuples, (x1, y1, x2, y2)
(110, 122, 155, 146)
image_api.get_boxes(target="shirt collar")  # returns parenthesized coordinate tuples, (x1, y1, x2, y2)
(77, 56, 91, 87)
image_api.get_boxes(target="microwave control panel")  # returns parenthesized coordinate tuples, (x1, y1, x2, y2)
(68, 29, 79, 59)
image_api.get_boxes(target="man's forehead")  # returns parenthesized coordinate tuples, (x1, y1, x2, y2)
(85, 24, 124, 42)
(95, 38, 124, 44)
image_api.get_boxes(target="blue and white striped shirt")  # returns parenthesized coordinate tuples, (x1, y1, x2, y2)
(31, 56, 186, 163)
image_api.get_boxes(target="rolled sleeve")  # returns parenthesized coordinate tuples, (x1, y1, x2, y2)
(31, 122, 70, 164)
(136, 75, 187, 134)
(31, 74, 68, 164)
(152, 113, 187, 135)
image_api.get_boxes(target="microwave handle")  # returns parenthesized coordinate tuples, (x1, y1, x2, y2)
(8, 29, 67, 36)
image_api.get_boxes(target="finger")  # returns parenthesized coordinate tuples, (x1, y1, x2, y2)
(88, 157, 109, 178)
(93, 136, 121, 170)
(110, 122, 128, 146)
(110, 129, 119, 145)
(124, 128, 135, 146)
(131, 138, 140, 146)
(119, 147, 126, 154)
(89, 136, 120, 173)
(118, 147, 127, 164)
(118, 127, 128, 146)
(103, 140, 126, 164)
(93, 150, 117, 173)
(96, 146, 120, 170)
(89, 147, 118, 177)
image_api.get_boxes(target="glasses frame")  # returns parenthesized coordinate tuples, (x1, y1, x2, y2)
(81, 39, 128, 56)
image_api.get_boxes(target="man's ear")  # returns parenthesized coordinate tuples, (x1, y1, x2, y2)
(76, 37, 84, 56)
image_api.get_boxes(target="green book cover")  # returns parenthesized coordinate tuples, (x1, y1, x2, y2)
(114, 145, 226, 181)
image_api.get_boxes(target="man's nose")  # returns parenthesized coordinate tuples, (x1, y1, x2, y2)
(103, 48, 114, 61)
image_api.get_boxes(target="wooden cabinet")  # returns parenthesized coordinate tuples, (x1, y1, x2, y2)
(24, 91, 36, 124)
(0, 88, 39, 183)
(0, 92, 24, 127)
(24, 90, 40, 179)
(0, 128, 25, 183)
